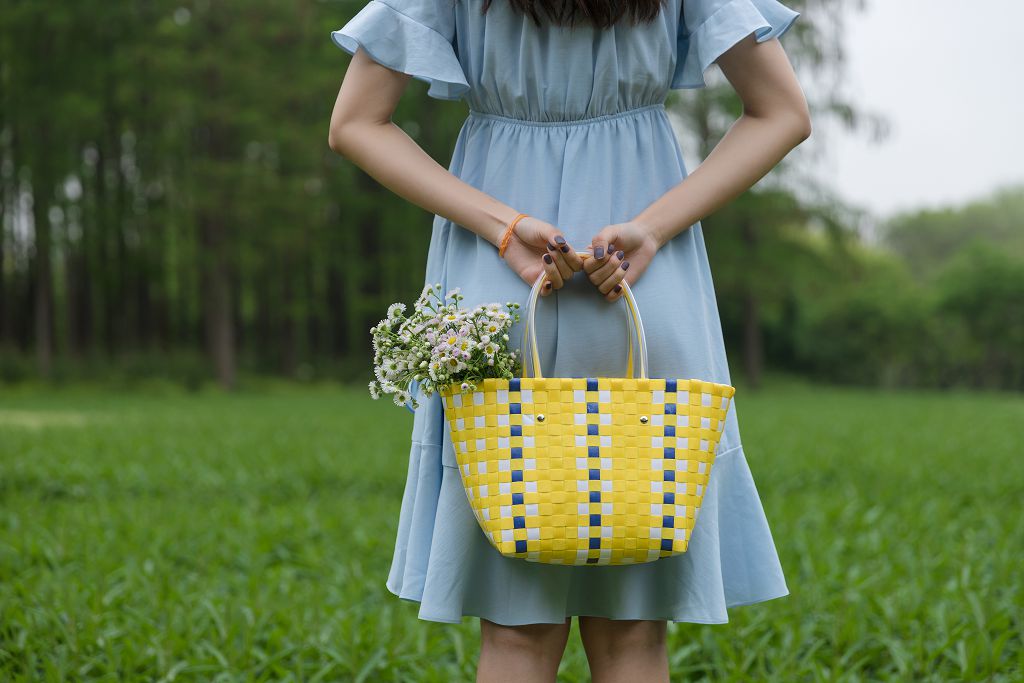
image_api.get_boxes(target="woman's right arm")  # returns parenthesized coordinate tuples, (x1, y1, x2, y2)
(328, 47, 519, 248)
(327, 47, 583, 290)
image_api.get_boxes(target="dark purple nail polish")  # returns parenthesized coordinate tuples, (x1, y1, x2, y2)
(616, 250, 624, 260)
(594, 246, 605, 259)
(608, 243, 615, 252)
(621, 261, 630, 270)
(544, 281, 552, 289)
(547, 242, 556, 250)
(560, 245, 569, 253)
(543, 253, 552, 264)
(613, 284, 622, 293)
(554, 235, 566, 245)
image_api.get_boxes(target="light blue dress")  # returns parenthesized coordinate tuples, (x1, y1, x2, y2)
(332, 0, 799, 625)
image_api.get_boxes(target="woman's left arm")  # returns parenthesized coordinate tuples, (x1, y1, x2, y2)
(633, 32, 812, 247)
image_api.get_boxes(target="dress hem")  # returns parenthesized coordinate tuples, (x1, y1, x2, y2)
(385, 578, 791, 627)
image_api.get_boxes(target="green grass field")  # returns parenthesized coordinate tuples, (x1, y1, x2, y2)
(1, 380, 1021, 681)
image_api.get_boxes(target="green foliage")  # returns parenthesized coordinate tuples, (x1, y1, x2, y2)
(790, 247, 928, 387)
(0, 384, 1021, 680)
(883, 184, 1024, 279)
(787, 241, 1024, 392)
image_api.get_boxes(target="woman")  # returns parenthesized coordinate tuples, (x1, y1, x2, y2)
(328, 0, 811, 679)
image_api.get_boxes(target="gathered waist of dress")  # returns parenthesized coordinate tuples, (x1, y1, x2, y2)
(466, 102, 667, 127)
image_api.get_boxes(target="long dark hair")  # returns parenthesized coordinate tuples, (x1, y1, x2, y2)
(479, 0, 669, 29)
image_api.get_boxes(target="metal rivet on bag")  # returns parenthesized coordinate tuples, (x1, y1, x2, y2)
(639, 415, 649, 424)
(537, 413, 545, 422)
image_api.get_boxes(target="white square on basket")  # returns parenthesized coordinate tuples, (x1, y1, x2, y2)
(523, 436, 534, 447)
(578, 502, 589, 515)
(473, 391, 485, 406)
(524, 458, 536, 470)
(651, 436, 663, 448)
(526, 503, 538, 516)
(475, 438, 486, 451)
(651, 459, 663, 471)
(649, 527, 661, 539)
(479, 484, 488, 497)
(599, 390, 611, 403)
(499, 482, 511, 494)
(500, 504, 511, 517)
(525, 481, 538, 492)
(577, 526, 589, 538)
(600, 548, 612, 560)
(577, 480, 588, 491)
(477, 460, 487, 474)
(575, 435, 588, 446)
(576, 457, 588, 470)
(453, 393, 463, 407)
(701, 416, 711, 430)
(574, 389, 586, 402)
(502, 529, 514, 542)
(678, 390, 689, 405)
(575, 413, 587, 424)
(498, 436, 509, 448)
(520, 389, 533, 403)
(600, 457, 612, 469)
(497, 389, 508, 404)
(498, 414, 509, 426)
(523, 415, 534, 425)
(698, 461, 707, 474)
(651, 481, 662, 493)
(527, 527, 540, 540)
(652, 390, 664, 404)
(700, 438, 709, 451)
(577, 549, 590, 562)
(702, 393, 713, 407)
(498, 459, 510, 471)
(650, 503, 662, 515)
(651, 414, 663, 426)
(602, 502, 613, 514)
(601, 526, 612, 538)
(600, 435, 612, 447)
(455, 418, 464, 430)
(458, 441, 467, 453)
(601, 479, 613, 491)
(600, 413, 612, 425)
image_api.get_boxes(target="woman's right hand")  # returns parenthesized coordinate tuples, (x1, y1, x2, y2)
(501, 216, 585, 296)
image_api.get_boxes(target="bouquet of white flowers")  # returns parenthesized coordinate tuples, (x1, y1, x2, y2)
(369, 283, 523, 409)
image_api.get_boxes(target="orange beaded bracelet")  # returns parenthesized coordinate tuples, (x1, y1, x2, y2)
(498, 213, 529, 259)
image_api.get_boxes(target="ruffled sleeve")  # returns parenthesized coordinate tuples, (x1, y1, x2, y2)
(330, 0, 471, 101)
(671, 0, 801, 90)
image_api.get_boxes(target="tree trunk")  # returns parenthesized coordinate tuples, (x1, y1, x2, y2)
(740, 215, 763, 390)
(30, 166, 54, 378)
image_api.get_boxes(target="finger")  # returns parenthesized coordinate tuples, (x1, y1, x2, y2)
(548, 234, 576, 277)
(542, 252, 564, 290)
(588, 237, 610, 271)
(587, 248, 625, 286)
(597, 256, 630, 296)
(605, 279, 626, 302)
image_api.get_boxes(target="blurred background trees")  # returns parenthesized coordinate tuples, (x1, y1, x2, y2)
(0, 0, 1020, 391)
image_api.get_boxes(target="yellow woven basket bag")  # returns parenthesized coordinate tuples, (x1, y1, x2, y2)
(439, 263, 736, 566)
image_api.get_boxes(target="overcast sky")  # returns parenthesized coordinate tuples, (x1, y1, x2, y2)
(817, 0, 1024, 222)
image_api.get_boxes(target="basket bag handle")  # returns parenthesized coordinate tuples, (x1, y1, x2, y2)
(519, 251, 648, 379)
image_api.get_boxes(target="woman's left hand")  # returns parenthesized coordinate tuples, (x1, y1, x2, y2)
(582, 221, 661, 302)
